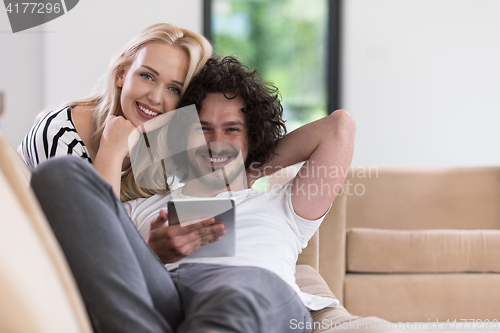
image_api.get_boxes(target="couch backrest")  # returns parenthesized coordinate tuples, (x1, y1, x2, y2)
(346, 166, 500, 230)
(317, 189, 346, 303)
(0, 129, 92, 333)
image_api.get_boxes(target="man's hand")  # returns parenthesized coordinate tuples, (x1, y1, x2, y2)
(147, 209, 226, 264)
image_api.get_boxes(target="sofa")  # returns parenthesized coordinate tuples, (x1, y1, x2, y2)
(1, 128, 394, 333)
(342, 167, 500, 323)
(269, 164, 500, 325)
(0, 129, 92, 333)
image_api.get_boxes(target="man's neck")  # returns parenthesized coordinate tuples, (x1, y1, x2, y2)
(181, 172, 248, 198)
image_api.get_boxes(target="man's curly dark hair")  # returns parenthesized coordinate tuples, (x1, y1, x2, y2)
(179, 56, 287, 169)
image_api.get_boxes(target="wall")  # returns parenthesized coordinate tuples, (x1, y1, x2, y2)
(2, 0, 499, 167)
(43, 0, 203, 110)
(0, 0, 203, 147)
(343, 0, 500, 166)
(0, 11, 44, 148)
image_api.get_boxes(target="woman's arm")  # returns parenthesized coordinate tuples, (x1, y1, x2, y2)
(18, 106, 92, 171)
(93, 115, 137, 197)
(18, 106, 130, 197)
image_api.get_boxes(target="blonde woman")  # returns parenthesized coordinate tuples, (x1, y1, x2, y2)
(19, 23, 223, 263)
(19, 23, 212, 201)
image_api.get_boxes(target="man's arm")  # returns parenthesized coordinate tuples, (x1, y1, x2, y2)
(274, 110, 356, 220)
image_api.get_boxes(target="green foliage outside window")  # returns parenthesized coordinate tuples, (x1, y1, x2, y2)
(212, 0, 328, 131)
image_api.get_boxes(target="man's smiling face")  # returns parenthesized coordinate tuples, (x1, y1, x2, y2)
(186, 93, 248, 190)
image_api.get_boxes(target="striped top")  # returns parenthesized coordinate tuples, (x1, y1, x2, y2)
(18, 106, 92, 171)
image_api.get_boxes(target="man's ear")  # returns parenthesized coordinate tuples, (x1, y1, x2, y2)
(116, 65, 126, 88)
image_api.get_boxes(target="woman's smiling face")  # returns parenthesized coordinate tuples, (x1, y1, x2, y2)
(116, 42, 189, 127)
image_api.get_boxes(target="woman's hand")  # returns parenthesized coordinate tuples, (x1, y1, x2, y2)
(147, 209, 226, 264)
(93, 116, 138, 197)
(100, 116, 138, 160)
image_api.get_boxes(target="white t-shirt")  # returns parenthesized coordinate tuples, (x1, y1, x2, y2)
(123, 181, 339, 311)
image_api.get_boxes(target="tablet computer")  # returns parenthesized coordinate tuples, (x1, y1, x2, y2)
(167, 198, 235, 258)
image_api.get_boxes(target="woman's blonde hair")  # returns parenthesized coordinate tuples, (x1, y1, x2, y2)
(63, 23, 212, 201)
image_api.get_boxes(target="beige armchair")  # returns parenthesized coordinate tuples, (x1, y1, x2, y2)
(1, 129, 394, 333)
